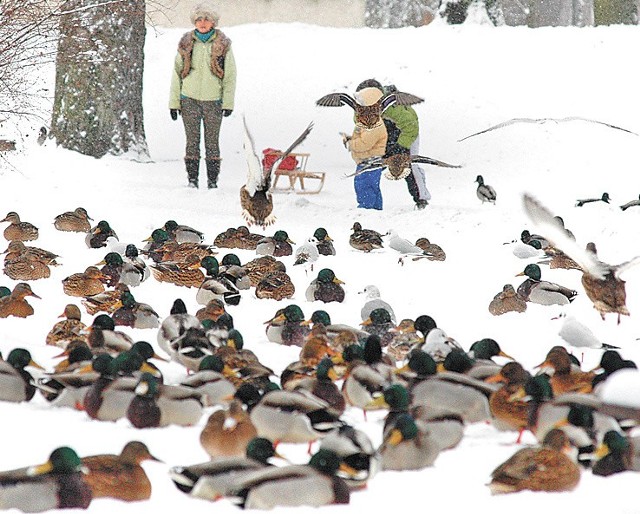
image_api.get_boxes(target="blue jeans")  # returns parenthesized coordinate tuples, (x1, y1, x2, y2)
(354, 165, 383, 210)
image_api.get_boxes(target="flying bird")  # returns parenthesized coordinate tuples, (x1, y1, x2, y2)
(356, 152, 460, 180)
(575, 192, 610, 207)
(475, 175, 496, 204)
(523, 193, 640, 323)
(620, 195, 640, 211)
(240, 118, 313, 229)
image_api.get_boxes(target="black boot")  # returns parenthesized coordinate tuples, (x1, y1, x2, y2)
(206, 158, 221, 189)
(185, 158, 199, 188)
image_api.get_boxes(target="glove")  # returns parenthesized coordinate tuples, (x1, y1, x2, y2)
(222, 109, 233, 117)
(170, 109, 180, 121)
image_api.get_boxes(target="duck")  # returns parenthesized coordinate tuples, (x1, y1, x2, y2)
(179, 354, 236, 407)
(0, 446, 92, 512)
(233, 226, 266, 250)
(240, 118, 313, 228)
(3, 252, 51, 281)
(193, 448, 351, 508)
(213, 226, 240, 248)
(150, 253, 205, 288)
(157, 298, 202, 357)
(289, 357, 346, 416)
(96, 252, 145, 288)
(305, 268, 345, 303)
(195, 298, 229, 324)
(312, 227, 336, 256)
(111, 290, 160, 329)
(255, 230, 294, 257)
(298, 328, 340, 367)
(163, 219, 204, 244)
(592, 430, 640, 476)
(523, 193, 640, 323)
(54, 207, 92, 232)
(264, 304, 309, 346)
(0, 348, 44, 402)
(293, 237, 320, 273)
(361, 308, 395, 347)
(3, 240, 60, 266)
(475, 175, 496, 204)
(81, 441, 160, 501)
(305, 310, 368, 353)
(244, 255, 286, 287)
(248, 388, 343, 445)
(413, 236, 446, 261)
(200, 399, 258, 459)
(537, 246, 582, 271)
(0, 282, 41, 318)
(195, 256, 241, 306)
(85, 220, 118, 249)
(386, 319, 422, 363)
(62, 266, 106, 297)
(255, 270, 295, 300)
(488, 428, 581, 494)
(620, 194, 640, 211)
(126, 372, 204, 428)
(489, 284, 527, 315)
(219, 253, 251, 290)
(170, 437, 278, 496)
(168, 324, 218, 372)
(86, 313, 134, 354)
(575, 192, 610, 207)
(516, 263, 577, 305)
(379, 411, 463, 471)
(359, 284, 396, 324)
(45, 304, 88, 348)
(486, 361, 533, 435)
(358, 151, 460, 180)
(122, 244, 150, 285)
(349, 222, 384, 252)
(592, 350, 638, 390)
(141, 228, 170, 263)
(81, 283, 129, 316)
(536, 346, 595, 395)
(1, 211, 39, 241)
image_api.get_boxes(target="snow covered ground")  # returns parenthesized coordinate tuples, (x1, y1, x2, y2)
(1, 17, 640, 513)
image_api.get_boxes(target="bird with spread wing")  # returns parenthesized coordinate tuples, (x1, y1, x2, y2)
(240, 118, 313, 229)
(523, 193, 640, 323)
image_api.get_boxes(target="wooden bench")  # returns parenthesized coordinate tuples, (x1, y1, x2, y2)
(268, 152, 326, 194)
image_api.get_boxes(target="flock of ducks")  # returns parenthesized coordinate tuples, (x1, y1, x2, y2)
(0, 197, 639, 512)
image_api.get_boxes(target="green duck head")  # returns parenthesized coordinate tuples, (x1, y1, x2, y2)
(521, 263, 542, 281)
(92, 314, 116, 331)
(246, 437, 277, 464)
(524, 374, 554, 402)
(66, 343, 93, 364)
(200, 256, 220, 275)
(7, 348, 38, 371)
(120, 291, 137, 308)
(0, 286, 12, 298)
(164, 220, 178, 233)
(566, 404, 595, 429)
(407, 350, 437, 376)
(283, 304, 305, 323)
(131, 341, 155, 361)
(198, 354, 225, 373)
(96, 220, 113, 233)
(234, 383, 263, 410)
(443, 349, 474, 373)
(388, 413, 419, 443)
(273, 230, 291, 243)
(528, 239, 542, 250)
(469, 338, 512, 360)
(316, 268, 342, 285)
(367, 308, 391, 326)
(308, 448, 341, 476)
(383, 384, 410, 411)
(342, 344, 365, 363)
(29, 447, 83, 476)
(124, 244, 140, 258)
(103, 252, 124, 266)
(221, 253, 241, 266)
(310, 310, 331, 326)
(599, 430, 629, 457)
(91, 354, 116, 377)
(413, 315, 437, 338)
(363, 335, 383, 364)
(313, 227, 330, 241)
(150, 228, 170, 244)
(316, 357, 338, 381)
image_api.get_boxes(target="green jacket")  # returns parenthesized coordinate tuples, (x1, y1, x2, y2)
(169, 31, 236, 110)
(383, 104, 419, 149)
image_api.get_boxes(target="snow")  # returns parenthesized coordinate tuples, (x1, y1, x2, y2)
(2, 18, 640, 513)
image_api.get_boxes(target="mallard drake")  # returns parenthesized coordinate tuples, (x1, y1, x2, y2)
(361, 309, 395, 347)
(255, 230, 294, 257)
(97, 252, 146, 288)
(414, 237, 446, 261)
(359, 284, 396, 324)
(85, 220, 118, 249)
(264, 304, 309, 346)
(163, 219, 204, 244)
(0, 282, 40, 318)
(86, 313, 134, 354)
(576, 192, 610, 207)
(240, 118, 313, 228)
(122, 244, 149, 285)
(82, 441, 160, 501)
(537, 346, 595, 395)
(111, 291, 160, 329)
(379, 411, 463, 471)
(305, 268, 345, 303)
(141, 228, 170, 263)
(475, 175, 496, 204)
(313, 228, 336, 256)
(249, 388, 343, 444)
(516, 263, 577, 305)
(62, 266, 106, 297)
(3, 253, 50, 281)
(290, 357, 346, 416)
(200, 399, 258, 458)
(0, 348, 44, 402)
(244, 255, 286, 287)
(488, 428, 581, 494)
(3, 240, 60, 266)
(170, 437, 278, 496)
(196, 256, 241, 306)
(81, 283, 129, 316)
(126, 372, 204, 427)
(54, 207, 92, 232)
(489, 284, 527, 315)
(349, 222, 384, 252)
(592, 430, 640, 476)
(592, 350, 638, 390)
(523, 193, 640, 323)
(157, 298, 202, 357)
(179, 354, 236, 407)
(219, 253, 251, 290)
(255, 270, 295, 300)
(0, 446, 92, 512)
(1, 211, 38, 241)
(168, 324, 217, 372)
(45, 304, 88, 348)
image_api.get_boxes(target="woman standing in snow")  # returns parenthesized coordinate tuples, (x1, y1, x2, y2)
(169, 3, 236, 189)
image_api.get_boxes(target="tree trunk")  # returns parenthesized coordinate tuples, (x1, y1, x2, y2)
(51, 0, 149, 159)
(593, 0, 638, 24)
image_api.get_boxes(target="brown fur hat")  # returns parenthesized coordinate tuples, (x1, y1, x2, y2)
(190, 3, 220, 25)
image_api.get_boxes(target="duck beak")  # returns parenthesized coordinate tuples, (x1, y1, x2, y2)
(394, 364, 410, 374)
(498, 350, 514, 360)
(361, 318, 372, 326)
(485, 372, 505, 384)
(385, 428, 404, 446)
(95, 259, 107, 266)
(265, 313, 286, 324)
(333, 277, 345, 285)
(365, 395, 389, 410)
(28, 359, 45, 371)
(300, 319, 312, 326)
(330, 354, 344, 365)
(27, 461, 54, 476)
(29, 291, 42, 300)
(140, 362, 162, 378)
(515, 271, 525, 277)
(152, 352, 169, 363)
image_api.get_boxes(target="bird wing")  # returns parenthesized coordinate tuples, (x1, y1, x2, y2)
(380, 92, 424, 112)
(315, 92, 357, 109)
(522, 194, 608, 279)
(261, 122, 314, 190)
(614, 255, 640, 278)
(242, 116, 265, 195)
(411, 155, 461, 169)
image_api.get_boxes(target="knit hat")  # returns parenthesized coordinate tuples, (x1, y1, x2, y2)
(356, 79, 383, 92)
(354, 87, 383, 107)
(190, 3, 220, 25)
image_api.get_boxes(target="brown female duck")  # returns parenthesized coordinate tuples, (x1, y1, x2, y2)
(45, 304, 88, 348)
(1, 211, 39, 241)
(0, 282, 41, 318)
(200, 399, 258, 459)
(54, 207, 92, 232)
(255, 270, 295, 300)
(62, 266, 106, 297)
(3, 253, 51, 281)
(244, 255, 286, 287)
(488, 284, 527, 316)
(349, 222, 384, 252)
(3, 240, 60, 266)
